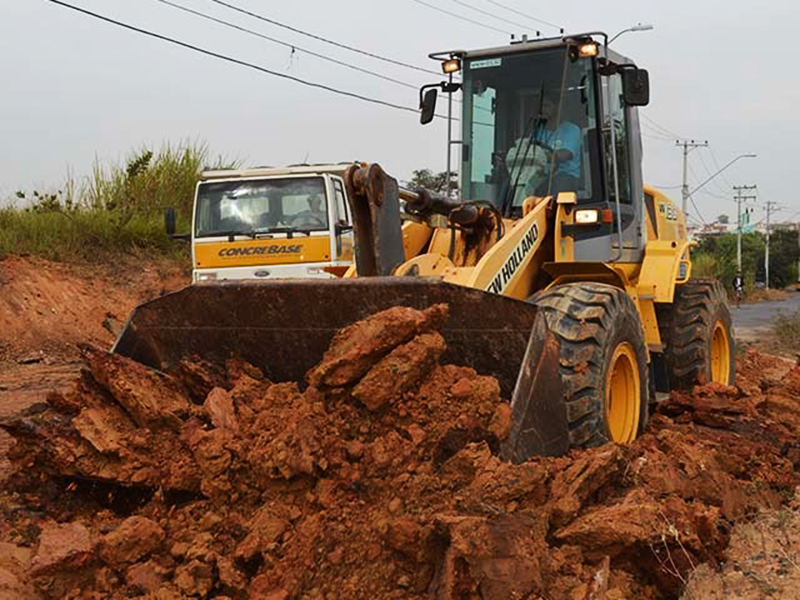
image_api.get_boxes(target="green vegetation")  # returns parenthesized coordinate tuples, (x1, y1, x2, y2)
(1, 142, 236, 262)
(692, 230, 799, 292)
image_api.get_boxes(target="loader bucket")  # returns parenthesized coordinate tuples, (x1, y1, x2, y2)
(113, 278, 569, 459)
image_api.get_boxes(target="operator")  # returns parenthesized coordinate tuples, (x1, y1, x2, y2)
(292, 194, 328, 228)
(506, 90, 581, 202)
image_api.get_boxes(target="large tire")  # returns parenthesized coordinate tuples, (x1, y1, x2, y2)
(534, 282, 650, 448)
(659, 280, 735, 389)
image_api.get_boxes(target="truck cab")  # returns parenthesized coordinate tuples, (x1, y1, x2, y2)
(190, 164, 355, 282)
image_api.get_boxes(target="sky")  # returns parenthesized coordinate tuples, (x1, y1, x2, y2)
(1, 0, 798, 226)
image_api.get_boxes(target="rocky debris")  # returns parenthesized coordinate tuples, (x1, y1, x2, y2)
(30, 521, 93, 576)
(306, 304, 448, 388)
(1, 314, 800, 599)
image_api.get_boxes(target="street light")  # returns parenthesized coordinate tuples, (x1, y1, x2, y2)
(687, 153, 757, 198)
(608, 23, 654, 44)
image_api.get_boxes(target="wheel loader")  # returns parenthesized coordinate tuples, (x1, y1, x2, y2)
(113, 33, 734, 462)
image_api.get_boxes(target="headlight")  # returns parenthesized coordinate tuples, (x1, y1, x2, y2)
(196, 272, 218, 282)
(575, 209, 599, 224)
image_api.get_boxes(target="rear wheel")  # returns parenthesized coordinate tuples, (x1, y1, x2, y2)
(659, 280, 735, 389)
(534, 282, 649, 448)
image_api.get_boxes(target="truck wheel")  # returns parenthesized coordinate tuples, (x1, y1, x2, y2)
(535, 282, 650, 448)
(660, 280, 735, 389)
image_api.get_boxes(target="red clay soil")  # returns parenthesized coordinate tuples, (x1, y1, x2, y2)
(0, 255, 188, 417)
(1, 304, 799, 599)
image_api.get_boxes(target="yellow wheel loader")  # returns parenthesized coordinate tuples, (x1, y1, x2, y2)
(113, 34, 734, 462)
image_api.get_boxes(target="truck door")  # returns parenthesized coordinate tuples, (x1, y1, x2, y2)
(331, 176, 354, 261)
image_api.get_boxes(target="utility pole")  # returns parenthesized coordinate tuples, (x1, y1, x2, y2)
(764, 200, 778, 289)
(733, 185, 757, 273)
(677, 139, 708, 217)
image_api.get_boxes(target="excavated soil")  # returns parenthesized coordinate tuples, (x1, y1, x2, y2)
(0, 255, 188, 417)
(1, 304, 800, 599)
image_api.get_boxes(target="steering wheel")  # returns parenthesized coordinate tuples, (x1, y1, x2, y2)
(292, 214, 326, 228)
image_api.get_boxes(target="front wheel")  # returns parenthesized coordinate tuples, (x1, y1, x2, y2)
(534, 283, 650, 448)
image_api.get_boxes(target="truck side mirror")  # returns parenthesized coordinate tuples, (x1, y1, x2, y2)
(420, 88, 438, 125)
(335, 221, 354, 235)
(164, 206, 176, 236)
(622, 68, 650, 106)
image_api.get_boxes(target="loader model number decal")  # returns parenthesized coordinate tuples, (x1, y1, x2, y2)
(218, 245, 302, 258)
(486, 223, 539, 295)
(659, 203, 678, 221)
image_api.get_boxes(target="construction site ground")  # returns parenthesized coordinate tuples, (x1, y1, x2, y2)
(1, 256, 800, 599)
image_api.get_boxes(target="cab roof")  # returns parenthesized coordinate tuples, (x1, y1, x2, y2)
(200, 162, 360, 181)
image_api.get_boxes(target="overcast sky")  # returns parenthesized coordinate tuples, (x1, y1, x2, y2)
(1, 0, 797, 225)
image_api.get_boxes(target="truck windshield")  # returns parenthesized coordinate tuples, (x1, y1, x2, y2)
(195, 177, 328, 237)
(461, 48, 598, 212)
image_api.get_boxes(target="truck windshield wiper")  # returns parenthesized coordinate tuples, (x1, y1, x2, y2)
(196, 230, 259, 240)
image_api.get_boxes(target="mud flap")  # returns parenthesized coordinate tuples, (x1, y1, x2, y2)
(501, 311, 570, 462)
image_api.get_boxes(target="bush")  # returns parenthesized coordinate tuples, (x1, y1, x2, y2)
(774, 308, 800, 350)
(2, 141, 235, 262)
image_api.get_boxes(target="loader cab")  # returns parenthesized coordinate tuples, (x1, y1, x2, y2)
(452, 36, 648, 263)
(190, 165, 355, 282)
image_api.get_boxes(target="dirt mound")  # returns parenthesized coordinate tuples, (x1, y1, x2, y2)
(0, 255, 188, 418)
(0, 255, 187, 363)
(1, 309, 800, 599)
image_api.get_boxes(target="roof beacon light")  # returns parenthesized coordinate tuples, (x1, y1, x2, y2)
(442, 58, 462, 74)
(578, 42, 599, 58)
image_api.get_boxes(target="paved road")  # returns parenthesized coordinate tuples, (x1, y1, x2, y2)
(732, 292, 800, 340)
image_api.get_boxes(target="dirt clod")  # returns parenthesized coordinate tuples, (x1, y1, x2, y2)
(2, 313, 800, 599)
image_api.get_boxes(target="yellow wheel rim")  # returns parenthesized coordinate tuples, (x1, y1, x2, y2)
(710, 321, 731, 384)
(605, 342, 640, 444)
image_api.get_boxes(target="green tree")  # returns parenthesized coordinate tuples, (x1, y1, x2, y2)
(405, 169, 459, 196)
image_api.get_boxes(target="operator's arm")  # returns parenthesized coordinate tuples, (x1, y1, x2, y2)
(554, 122, 581, 163)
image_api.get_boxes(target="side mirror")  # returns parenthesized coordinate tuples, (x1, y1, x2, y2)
(335, 221, 354, 235)
(621, 68, 650, 106)
(420, 88, 438, 125)
(164, 206, 176, 236)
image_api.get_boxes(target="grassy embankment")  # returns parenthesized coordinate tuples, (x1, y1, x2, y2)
(0, 142, 232, 262)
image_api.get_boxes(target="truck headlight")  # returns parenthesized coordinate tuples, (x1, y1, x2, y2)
(196, 272, 218, 282)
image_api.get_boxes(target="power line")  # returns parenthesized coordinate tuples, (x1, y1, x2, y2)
(207, 0, 441, 76)
(707, 146, 734, 189)
(155, 0, 420, 90)
(408, 0, 511, 35)
(481, 0, 562, 30)
(45, 0, 429, 117)
(641, 114, 684, 139)
(447, 0, 537, 32)
(695, 147, 731, 197)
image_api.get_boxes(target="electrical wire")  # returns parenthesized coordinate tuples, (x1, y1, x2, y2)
(408, 0, 511, 35)
(695, 147, 733, 198)
(481, 0, 562, 30)
(155, 0, 420, 90)
(45, 0, 433, 117)
(641, 114, 684, 140)
(447, 0, 536, 32)
(207, 0, 441, 76)
(707, 145, 735, 189)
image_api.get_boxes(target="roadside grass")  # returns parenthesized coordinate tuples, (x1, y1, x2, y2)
(0, 209, 186, 262)
(1, 141, 235, 263)
(773, 308, 800, 351)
